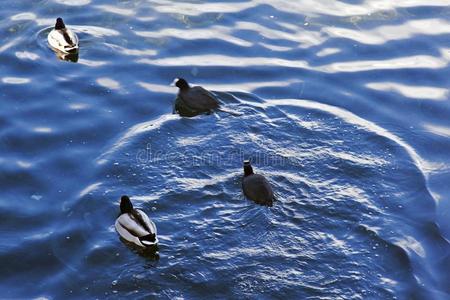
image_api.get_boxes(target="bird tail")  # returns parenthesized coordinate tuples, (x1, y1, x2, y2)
(139, 233, 156, 246)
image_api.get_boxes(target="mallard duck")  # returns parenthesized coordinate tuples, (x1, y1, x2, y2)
(47, 18, 79, 54)
(172, 78, 220, 116)
(242, 160, 275, 207)
(115, 195, 158, 248)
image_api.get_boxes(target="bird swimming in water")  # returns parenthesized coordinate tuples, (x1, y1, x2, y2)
(242, 160, 275, 206)
(115, 195, 158, 249)
(47, 18, 79, 54)
(172, 78, 220, 117)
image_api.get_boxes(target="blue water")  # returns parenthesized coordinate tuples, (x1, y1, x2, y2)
(1, 0, 450, 299)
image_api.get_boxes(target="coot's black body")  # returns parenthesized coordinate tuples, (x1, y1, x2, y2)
(173, 78, 220, 117)
(242, 161, 274, 207)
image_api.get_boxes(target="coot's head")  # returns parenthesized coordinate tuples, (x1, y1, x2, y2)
(173, 78, 190, 91)
(55, 18, 66, 30)
(120, 195, 133, 214)
(243, 160, 254, 176)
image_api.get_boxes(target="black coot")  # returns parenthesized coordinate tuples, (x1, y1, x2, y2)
(242, 160, 274, 206)
(172, 78, 220, 117)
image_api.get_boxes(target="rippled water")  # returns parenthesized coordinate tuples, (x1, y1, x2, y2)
(1, 0, 450, 299)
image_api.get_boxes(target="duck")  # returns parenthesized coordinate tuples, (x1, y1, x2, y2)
(172, 78, 220, 117)
(242, 160, 275, 207)
(47, 18, 79, 54)
(115, 195, 158, 249)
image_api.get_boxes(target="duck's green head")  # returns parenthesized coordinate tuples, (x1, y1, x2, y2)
(120, 195, 133, 214)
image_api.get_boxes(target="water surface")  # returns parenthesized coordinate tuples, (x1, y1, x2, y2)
(0, 0, 450, 299)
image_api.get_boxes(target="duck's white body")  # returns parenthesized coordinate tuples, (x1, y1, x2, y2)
(48, 27, 79, 53)
(115, 209, 158, 248)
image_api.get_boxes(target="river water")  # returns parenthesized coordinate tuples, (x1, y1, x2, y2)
(0, 0, 449, 299)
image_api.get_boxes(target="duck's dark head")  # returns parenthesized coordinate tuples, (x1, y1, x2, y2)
(173, 78, 190, 91)
(243, 160, 254, 176)
(55, 18, 66, 30)
(120, 195, 133, 214)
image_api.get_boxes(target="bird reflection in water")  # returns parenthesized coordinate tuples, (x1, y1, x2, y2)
(53, 49, 79, 63)
(119, 237, 160, 260)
